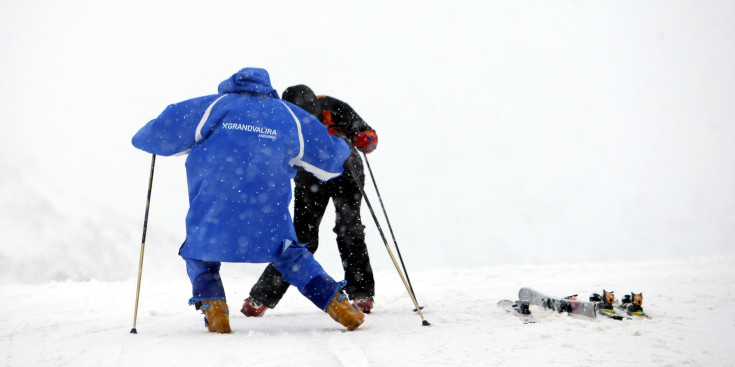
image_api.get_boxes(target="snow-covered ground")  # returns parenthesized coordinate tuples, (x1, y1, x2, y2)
(2, 257, 733, 366)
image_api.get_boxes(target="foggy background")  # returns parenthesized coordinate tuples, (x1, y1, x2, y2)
(1, 1, 733, 284)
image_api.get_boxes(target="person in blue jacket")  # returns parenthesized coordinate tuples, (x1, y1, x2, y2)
(131, 67, 365, 333)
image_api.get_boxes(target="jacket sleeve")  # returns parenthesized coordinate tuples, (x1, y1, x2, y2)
(320, 96, 375, 140)
(284, 102, 351, 181)
(131, 95, 222, 156)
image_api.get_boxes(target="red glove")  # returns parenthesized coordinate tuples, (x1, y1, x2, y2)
(352, 130, 378, 153)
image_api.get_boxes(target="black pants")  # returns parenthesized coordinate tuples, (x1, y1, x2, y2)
(248, 157, 375, 308)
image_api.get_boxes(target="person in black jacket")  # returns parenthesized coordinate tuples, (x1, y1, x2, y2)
(241, 85, 378, 316)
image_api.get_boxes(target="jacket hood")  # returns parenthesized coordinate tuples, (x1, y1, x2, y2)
(217, 68, 279, 97)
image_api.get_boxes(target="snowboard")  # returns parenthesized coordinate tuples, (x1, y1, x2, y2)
(497, 299, 537, 324)
(519, 287, 601, 319)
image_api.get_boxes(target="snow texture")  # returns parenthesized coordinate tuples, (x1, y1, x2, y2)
(2, 258, 734, 366)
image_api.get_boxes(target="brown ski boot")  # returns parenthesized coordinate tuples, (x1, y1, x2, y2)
(326, 293, 365, 331)
(200, 299, 231, 333)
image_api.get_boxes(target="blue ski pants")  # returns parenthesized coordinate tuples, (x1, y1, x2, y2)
(184, 240, 340, 311)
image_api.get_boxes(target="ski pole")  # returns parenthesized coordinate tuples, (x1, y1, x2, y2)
(361, 151, 422, 310)
(346, 157, 430, 326)
(130, 154, 156, 334)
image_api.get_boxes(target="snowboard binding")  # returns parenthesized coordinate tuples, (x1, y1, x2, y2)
(621, 293, 643, 307)
(589, 290, 616, 309)
(590, 290, 623, 320)
(619, 292, 650, 318)
(513, 300, 532, 315)
(556, 295, 577, 313)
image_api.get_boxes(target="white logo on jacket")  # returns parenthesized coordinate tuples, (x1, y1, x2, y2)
(222, 122, 277, 140)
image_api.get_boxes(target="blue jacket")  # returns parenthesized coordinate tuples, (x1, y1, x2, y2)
(132, 68, 351, 263)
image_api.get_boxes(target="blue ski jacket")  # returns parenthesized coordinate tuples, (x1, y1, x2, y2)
(132, 68, 351, 263)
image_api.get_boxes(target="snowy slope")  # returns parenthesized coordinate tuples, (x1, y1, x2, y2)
(2, 257, 733, 366)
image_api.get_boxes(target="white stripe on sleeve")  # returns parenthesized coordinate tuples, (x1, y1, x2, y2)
(195, 94, 228, 143)
(280, 100, 304, 165)
(280, 100, 341, 181)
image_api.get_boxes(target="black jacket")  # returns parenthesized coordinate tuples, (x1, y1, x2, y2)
(315, 95, 373, 141)
(281, 85, 376, 144)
